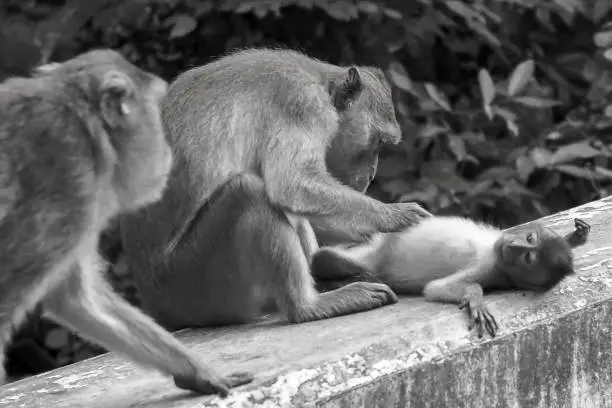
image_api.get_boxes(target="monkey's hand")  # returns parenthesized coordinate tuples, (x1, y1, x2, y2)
(458, 291, 498, 339)
(173, 368, 253, 397)
(379, 202, 433, 233)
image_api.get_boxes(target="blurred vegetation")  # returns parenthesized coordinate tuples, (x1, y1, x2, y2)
(1, 0, 611, 380)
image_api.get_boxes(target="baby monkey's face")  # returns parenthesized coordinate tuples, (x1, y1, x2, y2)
(496, 224, 546, 265)
(494, 223, 574, 292)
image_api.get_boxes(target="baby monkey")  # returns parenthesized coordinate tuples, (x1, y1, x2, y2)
(312, 217, 591, 338)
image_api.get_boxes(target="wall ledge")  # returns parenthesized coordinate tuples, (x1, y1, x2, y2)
(1, 197, 611, 408)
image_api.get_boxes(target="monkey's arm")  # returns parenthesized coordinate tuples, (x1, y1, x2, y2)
(311, 247, 383, 292)
(423, 265, 499, 338)
(43, 255, 251, 396)
(263, 145, 430, 241)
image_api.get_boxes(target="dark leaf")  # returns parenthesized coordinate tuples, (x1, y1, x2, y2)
(167, 14, 197, 39)
(388, 61, 412, 92)
(376, 156, 409, 178)
(513, 96, 561, 108)
(554, 164, 594, 179)
(448, 135, 467, 160)
(594, 166, 612, 179)
(424, 83, 452, 111)
(516, 155, 536, 182)
(478, 68, 495, 107)
(507, 59, 534, 97)
(549, 141, 603, 165)
(530, 147, 553, 168)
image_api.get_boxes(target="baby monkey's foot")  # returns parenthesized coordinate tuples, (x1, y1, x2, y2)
(573, 218, 590, 242)
(459, 295, 498, 339)
(565, 218, 591, 248)
(174, 369, 253, 397)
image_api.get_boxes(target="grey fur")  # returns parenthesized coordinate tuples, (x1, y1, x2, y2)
(0, 49, 250, 395)
(120, 48, 429, 330)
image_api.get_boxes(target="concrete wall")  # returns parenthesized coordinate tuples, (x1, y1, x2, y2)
(1, 197, 611, 408)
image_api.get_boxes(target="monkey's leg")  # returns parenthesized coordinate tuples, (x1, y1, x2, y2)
(138, 174, 398, 327)
(423, 270, 498, 338)
(0, 327, 7, 384)
(0, 276, 46, 386)
(311, 248, 382, 292)
(42, 257, 252, 396)
(286, 213, 319, 264)
(229, 175, 398, 323)
(253, 216, 398, 323)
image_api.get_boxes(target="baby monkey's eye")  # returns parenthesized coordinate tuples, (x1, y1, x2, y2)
(526, 232, 537, 244)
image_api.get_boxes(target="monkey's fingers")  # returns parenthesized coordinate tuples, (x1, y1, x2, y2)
(468, 304, 480, 334)
(475, 311, 485, 339)
(405, 202, 433, 218)
(573, 218, 591, 239)
(574, 218, 590, 231)
(383, 202, 433, 233)
(489, 311, 499, 332)
(174, 369, 252, 397)
(174, 373, 227, 396)
(483, 313, 497, 338)
(459, 300, 475, 332)
(224, 371, 254, 389)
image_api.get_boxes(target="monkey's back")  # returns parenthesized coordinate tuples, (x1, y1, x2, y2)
(136, 48, 345, 250)
(0, 76, 96, 280)
(163, 48, 341, 193)
(378, 216, 502, 292)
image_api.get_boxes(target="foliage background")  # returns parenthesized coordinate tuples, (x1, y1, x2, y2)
(1, 0, 611, 380)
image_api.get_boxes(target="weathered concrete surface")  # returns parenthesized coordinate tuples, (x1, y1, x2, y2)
(0, 197, 611, 408)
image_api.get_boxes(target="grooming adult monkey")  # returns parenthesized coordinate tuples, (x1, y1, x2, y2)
(0, 50, 250, 395)
(120, 48, 431, 330)
(313, 217, 591, 338)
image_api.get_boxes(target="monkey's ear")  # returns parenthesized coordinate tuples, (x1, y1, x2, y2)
(32, 62, 61, 76)
(99, 71, 136, 128)
(331, 67, 363, 111)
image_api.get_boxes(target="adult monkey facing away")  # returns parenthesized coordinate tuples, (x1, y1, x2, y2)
(120, 48, 431, 330)
(313, 217, 591, 338)
(0, 50, 250, 396)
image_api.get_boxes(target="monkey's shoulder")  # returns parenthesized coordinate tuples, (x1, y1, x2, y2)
(178, 48, 337, 85)
(0, 78, 98, 218)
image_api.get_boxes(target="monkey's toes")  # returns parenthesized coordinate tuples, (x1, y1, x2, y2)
(174, 371, 230, 396)
(364, 282, 399, 304)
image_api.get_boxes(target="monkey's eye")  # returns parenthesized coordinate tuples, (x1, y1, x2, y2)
(526, 232, 537, 244)
(524, 250, 537, 264)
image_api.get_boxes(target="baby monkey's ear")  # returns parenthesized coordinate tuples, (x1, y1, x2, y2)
(99, 70, 136, 128)
(563, 218, 591, 248)
(330, 67, 363, 111)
